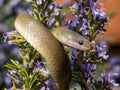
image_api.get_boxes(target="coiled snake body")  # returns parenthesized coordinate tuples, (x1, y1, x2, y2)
(15, 12, 92, 90)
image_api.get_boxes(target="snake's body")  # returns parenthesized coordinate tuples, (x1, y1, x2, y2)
(15, 12, 92, 90)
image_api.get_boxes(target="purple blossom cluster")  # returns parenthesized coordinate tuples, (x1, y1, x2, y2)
(3, 31, 17, 44)
(82, 61, 96, 79)
(45, 2, 61, 27)
(70, 40, 110, 89)
(101, 72, 119, 87)
(28, 0, 63, 28)
(35, 61, 49, 77)
(96, 41, 109, 60)
(65, 0, 119, 89)
(66, 0, 108, 37)
(35, 61, 58, 89)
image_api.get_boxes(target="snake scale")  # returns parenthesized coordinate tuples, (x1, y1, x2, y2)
(15, 12, 92, 90)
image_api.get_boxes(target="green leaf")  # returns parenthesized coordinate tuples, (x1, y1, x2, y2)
(13, 82, 17, 90)
(29, 72, 40, 88)
(10, 59, 21, 69)
(5, 64, 17, 70)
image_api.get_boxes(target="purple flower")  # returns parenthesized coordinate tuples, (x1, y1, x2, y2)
(101, 72, 119, 87)
(94, 40, 109, 60)
(35, 61, 45, 69)
(36, 0, 42, 5)
(0, 0, 4, 7)
(44, 80, 58, 90)
(108, 73, 119, 87)
(90, 1, 108, 32)
(82, 60, 96, 79)
(96, 45, 109, 60)
(71, 20, 79, 27)
(3, 32, 13, 43)
(8, 87, 13, 90)
(90, 0, 98, 11)
(66, 17, 82, 33)
(80, 18, 91, 35)
(44, 2, 59, 17)
(35, 61, 49, 76)
(3, 31, 18, 44)
(47, 18, 56, 27)
(4, 76, 12, 86)
(71, 2, 84, 13)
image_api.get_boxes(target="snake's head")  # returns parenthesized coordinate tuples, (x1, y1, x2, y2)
(51, 27, 92, 51)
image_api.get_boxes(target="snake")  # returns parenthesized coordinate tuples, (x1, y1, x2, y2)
(15, 12, 92, 90)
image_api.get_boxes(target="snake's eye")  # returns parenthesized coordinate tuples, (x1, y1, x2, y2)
(79, 40, 83, 45)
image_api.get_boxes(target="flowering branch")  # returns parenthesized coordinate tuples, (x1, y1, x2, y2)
(4, 0, 119, 90)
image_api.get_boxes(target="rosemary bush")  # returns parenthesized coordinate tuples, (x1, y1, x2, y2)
(4, 0, 119, 90)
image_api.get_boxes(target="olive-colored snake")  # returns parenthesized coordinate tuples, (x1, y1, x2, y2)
(15, 12, 92, 90)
